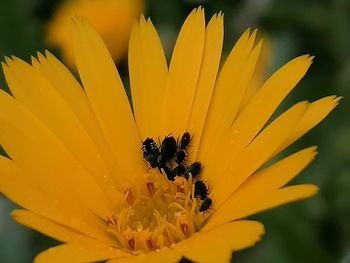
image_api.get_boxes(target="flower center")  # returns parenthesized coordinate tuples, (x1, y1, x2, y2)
(105, 133, 213, 253)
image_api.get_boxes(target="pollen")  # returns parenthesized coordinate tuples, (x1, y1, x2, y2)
(105, 133, 212, 253)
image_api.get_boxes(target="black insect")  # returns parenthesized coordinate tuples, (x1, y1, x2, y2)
(194, 181, 207, 200)
(174, 164, 187, 176)
(158, 162, 175, 181)
(142, 138, 158, 155)
(175, 150, 186, 165)
(160, 135, 177, 163)
(179, 132, 191, 150)
(142, 138, 159, 168)
(199, 197, 212, 212)
(188, 162, 202, 177)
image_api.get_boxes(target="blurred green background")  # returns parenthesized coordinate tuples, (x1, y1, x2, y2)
(0, 0, 349, 262)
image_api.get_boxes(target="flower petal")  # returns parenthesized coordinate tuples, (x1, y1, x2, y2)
(236, 147, 317, 197)
(174, 234, 232, 263)
(107, 248, 181, 263)
(72, 17, 145, 175)
(161, 7, 205, 136)
(36, 51, 123, 184)
(205, 147, 317, 231)
(0, 90, 116, 217)
(219, 55, 313, 170)
(198, 29, 255, 166)
(275, 95, 341, 153)
(212, 101, 309, 207)
(201, 40, 264, 184)
(34, 243, 124, 263)
(187, 13, 223, 160)
(12, 209, 114, 247)
(203, 220, 265, 252)
(205, 185, 317, 232)
(239, 37, 272, 111)
(129, 17, 168, 139)
(233, 184, 319, 219)
(226, 38, 262, 125)
(2, 57, 121, 201)
(174, 220, 264, 263)
(0, 156, 117, 246)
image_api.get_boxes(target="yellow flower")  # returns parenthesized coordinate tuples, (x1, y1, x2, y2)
(0, 7, 339, 263)
(46, 0, 143, 68)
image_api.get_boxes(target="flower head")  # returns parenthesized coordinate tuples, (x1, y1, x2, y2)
(0, 7, 339, 263)
(46, 0, 144, 68)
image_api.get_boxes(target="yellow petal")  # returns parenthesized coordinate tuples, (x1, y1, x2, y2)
(72, 17, 145, 175)
(174, 220, 264, 263)
(205, 147, 317, 231)
(203, 220, 264, 252)
(225, 39, 263, 126)
(200, 38, 263, 184)
(0, 154, 17, 177)
(108, 248, 181, 263)
(186, 13, 223, 161)
(275, 95, 341, 153)
(0, 91, 115, 217)
(37, 51, 123, 183)
(234, 184, 319, 219)
(34, 243, 125, 263)
(161, 7, 205, 136)
(129, 17, 168, 139)
(3, 57, 120, 201)
(174, 233, 232, 263)
(219, 55, 313, 168)
(0, 155, 43, 191)
(0, 156, 117, 246)
(12, 209, 116, 248)
(212, 101, 308, 207)
(236, 146, 317, 197)
(205, 185, 317, 233)
(198, 28, 251, 164)
(239, 36, 272, 112)
(203, 31, 260, 143)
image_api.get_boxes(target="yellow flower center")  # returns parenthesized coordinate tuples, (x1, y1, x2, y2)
(105, 133, 212, 253)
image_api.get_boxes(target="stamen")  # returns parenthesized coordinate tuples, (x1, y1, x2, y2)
(124, 228, 136, 250)
(179, 215, 189, 234)
(174, 177, 186, 194)
(123, 186, 134, 204)
(168, 203, 186, 216)
(138, 230, 154, 251)
(106, 215, 118, 226)
(146, 238, 154, 250)
(128, 238, 136, 250)
(146, 178, 155, 196)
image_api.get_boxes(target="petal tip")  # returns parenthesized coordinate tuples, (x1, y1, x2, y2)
(4, 56, 12, 64)
(309, 185, 319, 195)
(334, 95, 343, 104)
(1, 61, 8, 69)
(309, 145, 319, 156)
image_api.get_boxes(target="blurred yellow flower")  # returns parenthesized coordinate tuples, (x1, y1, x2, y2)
(46, 0, 144, 68)
(0, 7, 339, 263)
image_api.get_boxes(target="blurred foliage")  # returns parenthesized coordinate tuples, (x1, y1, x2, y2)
(0, 0, 349, 262)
